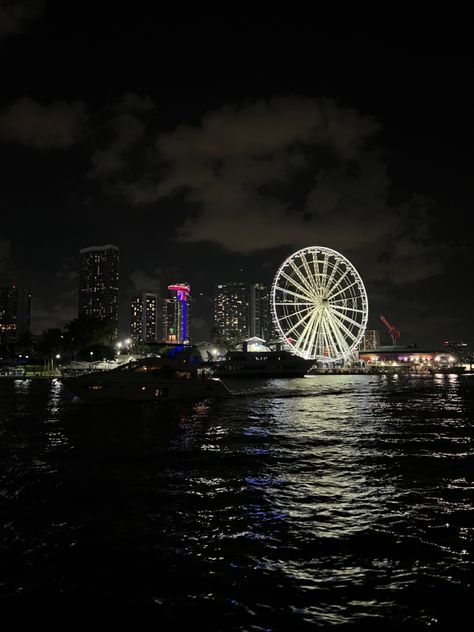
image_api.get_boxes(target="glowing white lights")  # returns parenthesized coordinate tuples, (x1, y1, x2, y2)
(271, 246, 368, 361)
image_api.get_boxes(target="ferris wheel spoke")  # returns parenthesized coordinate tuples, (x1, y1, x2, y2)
(328, 320, 345, 358)
(278, 309, 313, 326)
(327, 309, 359, 344)
(329, 307, 362, 330)
(301, 253, 323, 296)
(326, 309, 353, 355)
(323, 322, 339, 357)
(287, 258, 319, 296)
(320, 252, 329, 289)
(326, 259, 345, 296)
(311, 249, 321, 279)
(316, 312, 328, 357)
(282, 311, 313, 334)
(284, 312, 314, 339)
(275, 286, 315, 303)
(309, 311, 326, 358)
(277, 272, 316, 301)
(305, 309, 324, 357)
(330, 304, 365, 315)
(327, 279, 360, 301)
(324, 267, 350, 298)
(274, 302, 314, 306)
(330, 299, 364, 310)
(321, 315, 338, 358)
(294, 309, 319, 356)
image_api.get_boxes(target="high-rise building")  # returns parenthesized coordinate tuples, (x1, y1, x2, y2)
(249, 283, 271, 340)
(361, 329, 380, 351)
(0, 285, 18, 343)
(130, 293, 158, 343)
(17, 288, 31, 336)
(163, 283, 190, 344)
(0, 285, 31, 343)
(214, 282, 249, 341)
(78, 244, 119, 333)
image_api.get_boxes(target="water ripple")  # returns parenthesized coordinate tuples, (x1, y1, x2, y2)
(0, 374, 472, 628)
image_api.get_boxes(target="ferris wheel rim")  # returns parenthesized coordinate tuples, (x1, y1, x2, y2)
(271, 246, 368, 361)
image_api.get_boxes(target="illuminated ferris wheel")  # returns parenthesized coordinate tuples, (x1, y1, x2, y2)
(271, 246, 368, 361)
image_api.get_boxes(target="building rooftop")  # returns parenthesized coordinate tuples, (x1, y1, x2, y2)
(80, 244, 119, 254)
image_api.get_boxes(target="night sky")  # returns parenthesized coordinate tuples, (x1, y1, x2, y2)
(1, 3, 472, 346)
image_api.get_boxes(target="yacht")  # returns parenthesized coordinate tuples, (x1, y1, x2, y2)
(63, 348, 231, 401)
(0, 366, 25, 378)
(212, 349, 314, 378)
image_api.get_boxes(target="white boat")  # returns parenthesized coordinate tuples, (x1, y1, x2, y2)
(63, 352, 231, 401)
(212, 349, 314, 378)
(0, 366, 26, 378)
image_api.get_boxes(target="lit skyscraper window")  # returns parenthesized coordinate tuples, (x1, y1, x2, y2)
(214, 282, 249, 341)
(78, 244, 119, 334)
(130, 292, 158, 343)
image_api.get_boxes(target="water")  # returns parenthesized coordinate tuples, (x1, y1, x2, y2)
(0, 375, 472, 628)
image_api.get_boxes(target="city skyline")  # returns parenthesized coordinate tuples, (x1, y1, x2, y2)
(0, 10, 472, 346)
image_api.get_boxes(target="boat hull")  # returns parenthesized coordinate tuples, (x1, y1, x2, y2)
(213, 369, 308, 378)
(63, 374, 230, 402)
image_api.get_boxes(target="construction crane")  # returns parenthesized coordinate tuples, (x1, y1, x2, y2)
(380, 315, 400, 346)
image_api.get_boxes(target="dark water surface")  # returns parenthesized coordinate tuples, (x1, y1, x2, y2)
(0, 375, 473, 629)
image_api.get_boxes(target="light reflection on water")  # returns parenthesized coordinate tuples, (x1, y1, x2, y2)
(0, 374, 472, 628)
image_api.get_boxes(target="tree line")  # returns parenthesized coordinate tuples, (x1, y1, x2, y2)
(2, 316, 118, 363)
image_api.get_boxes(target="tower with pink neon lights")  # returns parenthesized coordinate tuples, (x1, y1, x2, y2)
(163, 283, 191, 344)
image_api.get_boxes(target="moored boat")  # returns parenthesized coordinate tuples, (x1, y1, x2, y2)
(63, 351, 231, 401)
(211, 349, 313, 378)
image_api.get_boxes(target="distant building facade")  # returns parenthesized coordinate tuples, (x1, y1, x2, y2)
(249, 283, 271, 340)
(214, 282, 249, 341)
(163, 283, 190, 344)
(359, 347, 461, 370)
(130, 293, 158, 343)
(0, 285, 31, 343)
(78, 244, 119, 333)
(361, 329, 380, 351)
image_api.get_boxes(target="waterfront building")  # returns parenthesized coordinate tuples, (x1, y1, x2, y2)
(214, 282, 249, 342)
(359, 347, 461, 371)
(130, 292, 158, 343)
(0, 285, 31, 343)
(78, 244, 119, 333)
(361, 329, 380, 351)
(249, 283, 271, 340)
(163, 283, 190, 344)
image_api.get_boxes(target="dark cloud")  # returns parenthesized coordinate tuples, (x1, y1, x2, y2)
(129, 265, 183, 295)
(120, 93, 155, 113)
(129, 268, 163, 295)
(115, 98, 441, 287)
(0, 0, 43, 39)
(0, 235, 11, 266)
(31, 266, 78, 332)
(55, 262, 78, 283)
(0, 97, 85, 148)
(158, 98, 379, 162)
(88, 113, 145, 178)
(32, 294, 77, 332)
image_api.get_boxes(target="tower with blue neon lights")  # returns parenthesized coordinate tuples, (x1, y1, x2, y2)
(163, 283, 191, 344)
